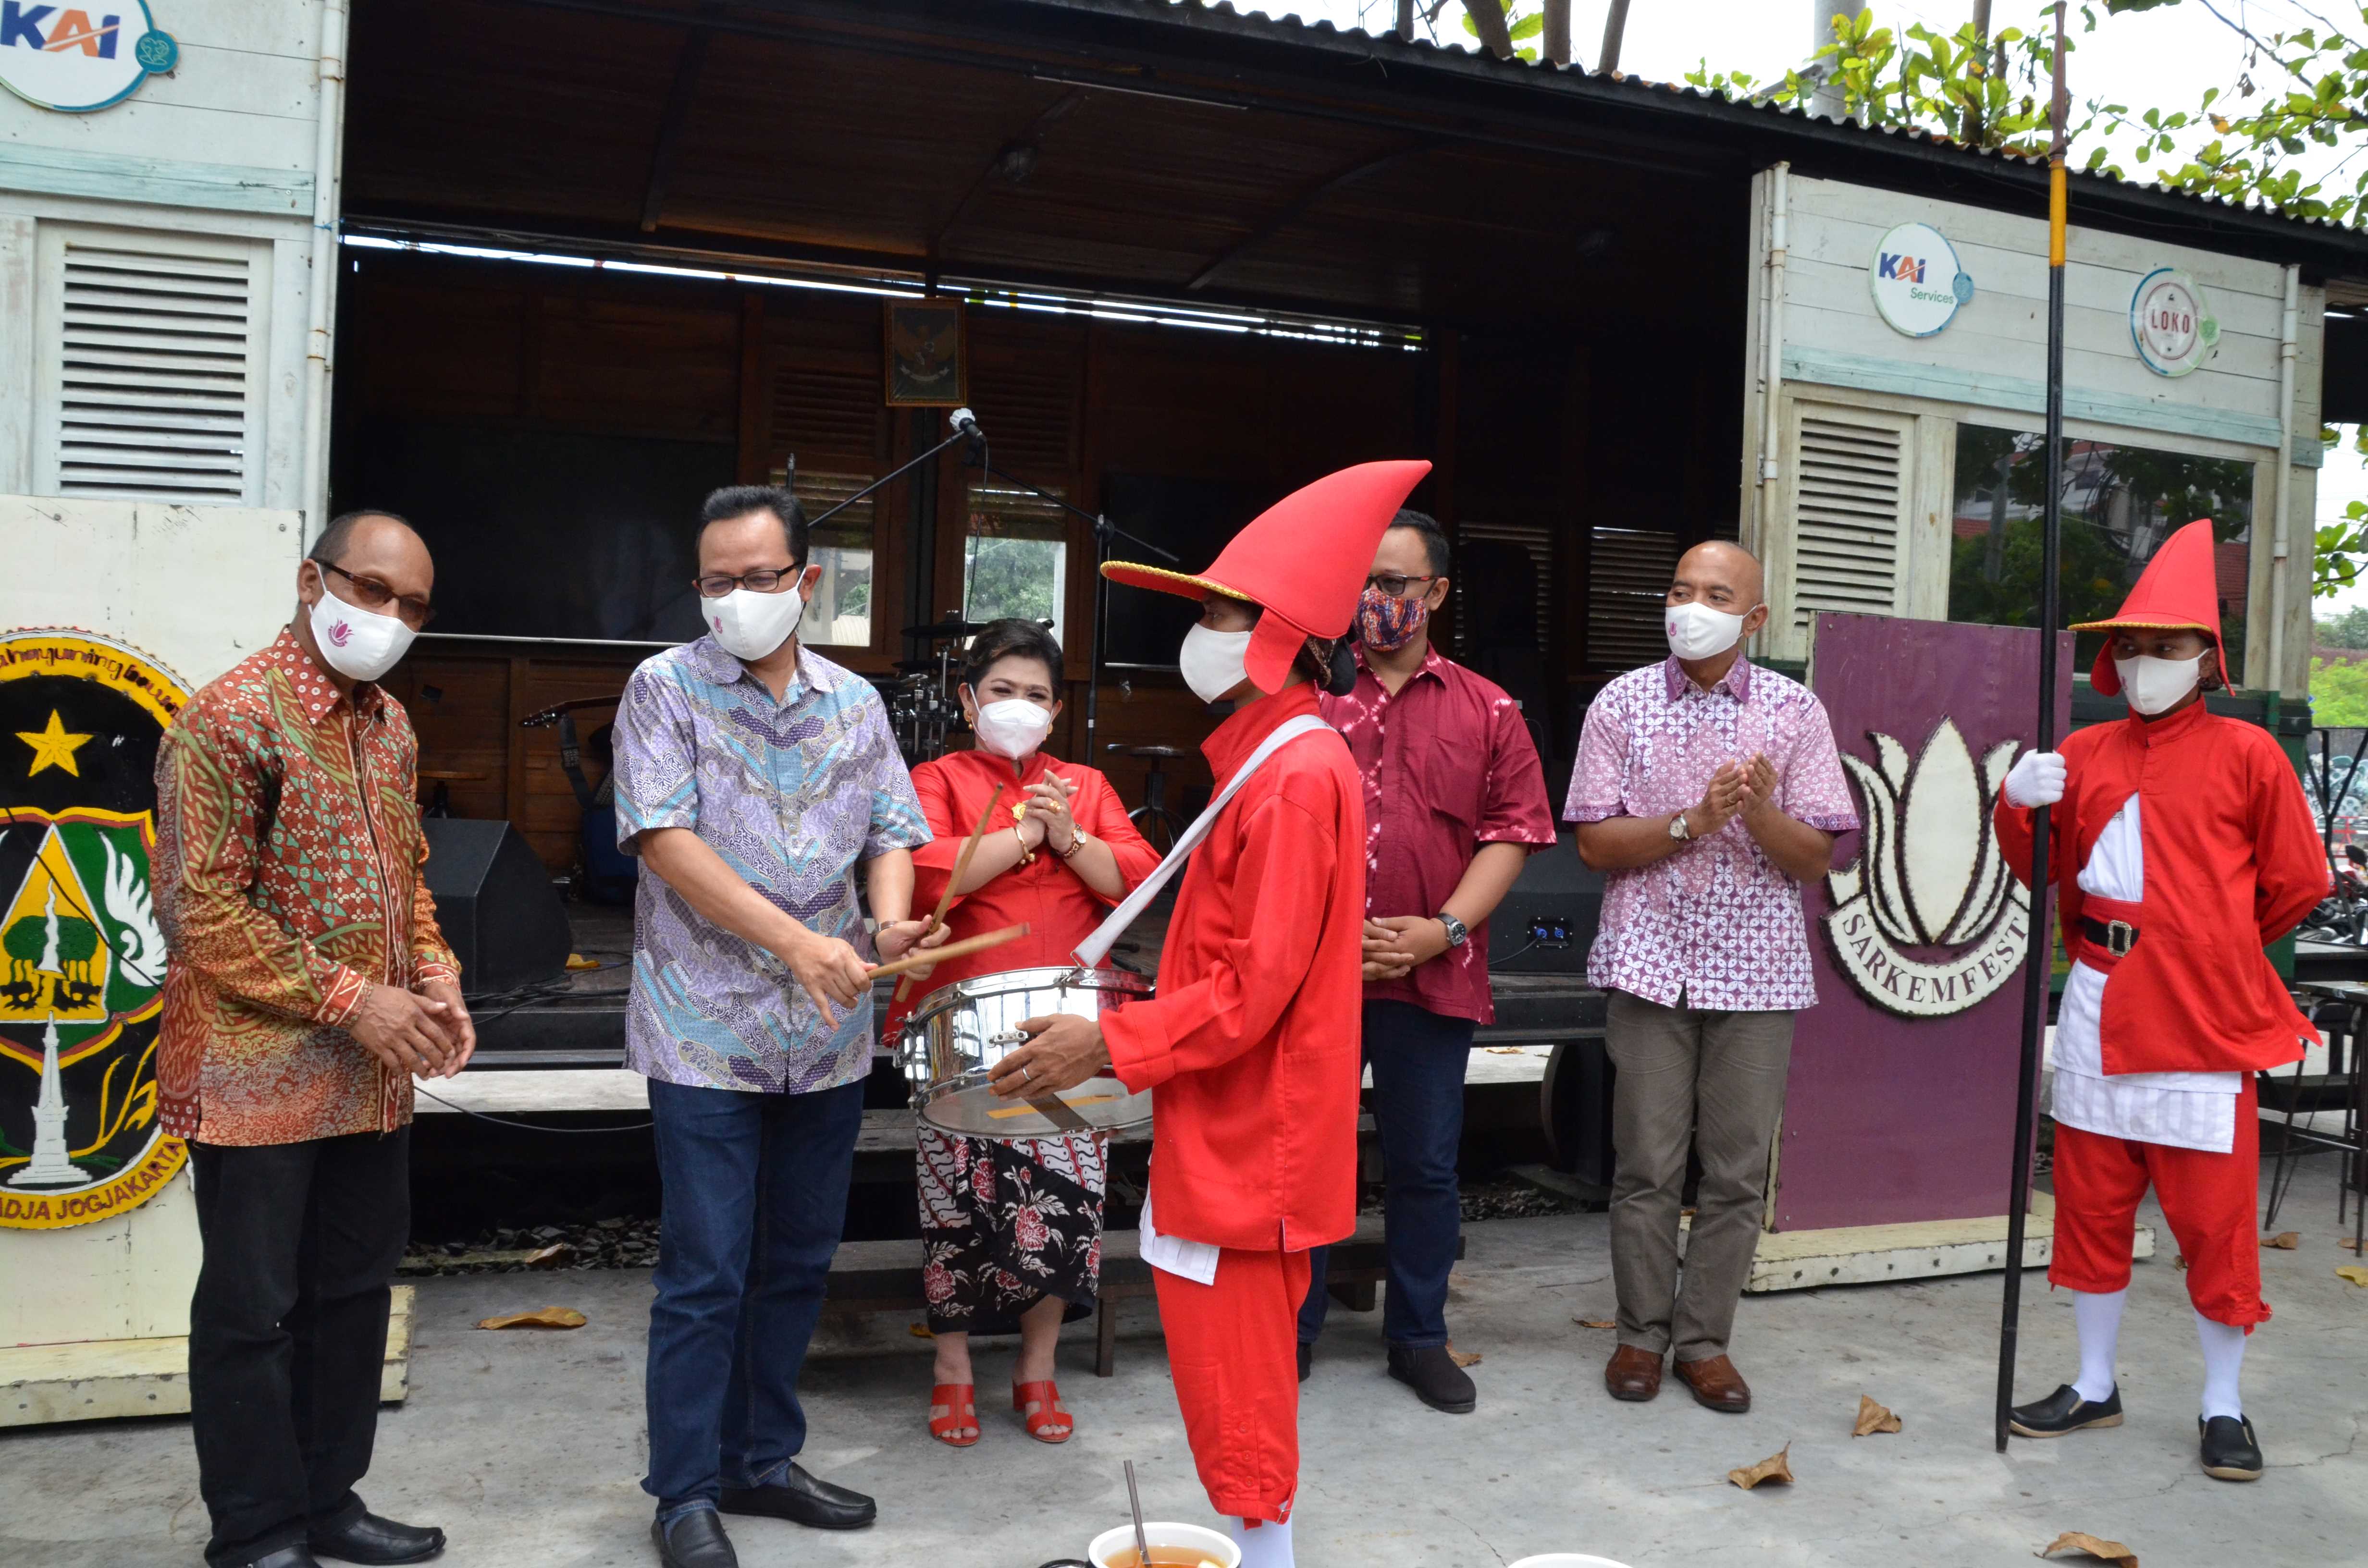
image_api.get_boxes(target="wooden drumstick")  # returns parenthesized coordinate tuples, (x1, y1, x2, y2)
(870, 922, 1031, 981)
(892, 784, 1006, 1007)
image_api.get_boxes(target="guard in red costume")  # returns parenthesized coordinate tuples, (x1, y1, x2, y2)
(987, 460, 1431, 1568)
(1995, 519, 2327, 1482)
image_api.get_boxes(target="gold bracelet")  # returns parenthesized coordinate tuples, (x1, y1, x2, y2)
(1058, 828, 1090, 861)
(1014, 823, 1035, 866)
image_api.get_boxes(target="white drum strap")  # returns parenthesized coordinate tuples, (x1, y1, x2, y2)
(1072, 712, 1332, 970)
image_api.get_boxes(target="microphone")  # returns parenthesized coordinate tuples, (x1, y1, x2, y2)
(949, 407, 982, 440)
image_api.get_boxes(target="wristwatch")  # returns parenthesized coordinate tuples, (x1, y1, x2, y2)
(1668, 811, 1692, 841)
(1058, 828, 1091, 861)
(1436, 911, 1470, 949)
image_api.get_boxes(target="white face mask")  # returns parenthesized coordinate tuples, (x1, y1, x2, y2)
(1665, 600, 1753, 662)
(705, 581, 807, 663)
(2115, 652, 2205, 717)
(308, 576, 416, 683)
(1179, 625, 1254, 705)
(971, 697, 1055, 760)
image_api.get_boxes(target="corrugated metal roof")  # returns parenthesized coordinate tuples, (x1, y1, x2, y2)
(1024, 0, 2368, 253)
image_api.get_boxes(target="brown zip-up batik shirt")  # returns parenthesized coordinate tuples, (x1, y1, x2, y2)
(154, 630, 460, 1145)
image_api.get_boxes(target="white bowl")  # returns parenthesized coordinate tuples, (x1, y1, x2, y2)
(1507, 1557, 1635, 1568)
(1086, 1520, 1243, 1568)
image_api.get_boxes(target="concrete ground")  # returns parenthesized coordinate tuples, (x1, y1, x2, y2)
(7, 1155, 2365, 1568)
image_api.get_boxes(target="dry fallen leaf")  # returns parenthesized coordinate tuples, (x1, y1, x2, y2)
(2338, 1265, 2368, 1288)
(2174, 1254, 2189, 1272)
(1446, 1342, 1483, 1369)
(476, 1306, 587, 1330)
(2036, 1531, 2137, 1566)
(1853, 1395, 1902, 1436)
(908, 1322, 935, 1339)
(2342, 1237, 2361, 1252)
(1484, 1045, 1528, 1054)
(1575, 1317, 1617, 1330)
(2262, 1232, 2300, 1250)
(1727, 1445, 1793, 1491)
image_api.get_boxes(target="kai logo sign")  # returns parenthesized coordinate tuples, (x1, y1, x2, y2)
(1821, 718, 2030, 1019)
(1868, 221, 1974, 338)
(0, 631, 188, 1229)
(0, 0, 176, 113)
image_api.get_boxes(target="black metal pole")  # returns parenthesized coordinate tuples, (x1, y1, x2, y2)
(1998, 0, 2070, 1456)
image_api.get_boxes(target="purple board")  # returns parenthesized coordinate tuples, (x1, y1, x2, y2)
(1775, 613, 2074, 1233)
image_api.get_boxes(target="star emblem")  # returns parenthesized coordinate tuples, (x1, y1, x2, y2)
(15, 711, 95, 778)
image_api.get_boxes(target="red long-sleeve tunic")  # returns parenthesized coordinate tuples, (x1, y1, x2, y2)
(884, 747, 1161, 1037)
(1100, 684, 1368, 1252)
(1994, 701, 2326, 1076)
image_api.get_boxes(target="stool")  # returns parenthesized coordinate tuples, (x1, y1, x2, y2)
(1110, 744, 1189, 853)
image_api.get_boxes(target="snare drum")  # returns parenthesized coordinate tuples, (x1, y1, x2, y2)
(901, 965, 1154, 1139)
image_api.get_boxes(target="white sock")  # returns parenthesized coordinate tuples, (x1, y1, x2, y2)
(1229, 1516, 1294, 1568)
(2195, 1308, 2247, 1422)
(2071, 1287, 2127, 1404)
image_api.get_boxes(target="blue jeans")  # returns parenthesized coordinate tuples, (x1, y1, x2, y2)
(1298, 1000, 1473, 1350)
(643, 1076, 863, 1521)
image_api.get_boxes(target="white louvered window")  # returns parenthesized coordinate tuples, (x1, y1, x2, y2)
(1786, 402, 1914, 632)
(1588, 526, 1678, 672)
(36, 226, 270, 504)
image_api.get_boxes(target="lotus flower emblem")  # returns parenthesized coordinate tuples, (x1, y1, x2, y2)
(1824, 718, 2032, 1018)
(326, 619, 353, 648)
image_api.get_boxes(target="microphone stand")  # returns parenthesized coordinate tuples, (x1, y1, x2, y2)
(974, 458, 1178, 768)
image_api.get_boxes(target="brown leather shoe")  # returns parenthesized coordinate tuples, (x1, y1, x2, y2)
(1603, 1344, 1664, 1402)
(1673, 1353, 1752, 1413)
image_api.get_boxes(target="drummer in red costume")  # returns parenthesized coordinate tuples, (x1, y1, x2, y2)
(988, 460, 1431, 1568)
(1995, 519, 2326, 1482)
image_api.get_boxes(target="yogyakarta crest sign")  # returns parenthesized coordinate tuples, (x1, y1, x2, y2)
(1822, 717, 2030, 1019)
(0, 629, 188, 1228)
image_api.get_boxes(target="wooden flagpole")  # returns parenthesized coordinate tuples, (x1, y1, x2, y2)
(1997, 0, 2071, 1455)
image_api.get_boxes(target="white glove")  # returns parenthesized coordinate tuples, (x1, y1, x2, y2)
(2004, 749, 2067, 809)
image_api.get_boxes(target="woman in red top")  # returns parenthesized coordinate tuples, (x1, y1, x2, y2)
(888, 619, 1159, 1449)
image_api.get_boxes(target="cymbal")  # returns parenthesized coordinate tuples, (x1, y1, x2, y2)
(902, 619, 989, 639)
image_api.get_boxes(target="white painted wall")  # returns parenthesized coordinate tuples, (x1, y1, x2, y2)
(0, 0, 333, 520)
(1742, 171, 2322, 696)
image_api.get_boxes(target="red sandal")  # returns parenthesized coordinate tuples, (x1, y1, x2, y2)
(928, 1383, 979, 1447)
(1012, 1379, 1073, 1444)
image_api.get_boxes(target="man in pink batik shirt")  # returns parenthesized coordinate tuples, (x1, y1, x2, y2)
(1567, 541, 1857, 1416)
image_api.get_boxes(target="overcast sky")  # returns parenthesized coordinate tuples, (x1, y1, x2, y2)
(1257, 0, 2368, 617)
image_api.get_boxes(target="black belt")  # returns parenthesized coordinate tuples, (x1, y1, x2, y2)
(2080, 916, 2139, 957)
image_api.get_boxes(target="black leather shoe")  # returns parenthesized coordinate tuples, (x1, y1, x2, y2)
(1387, 1344, 1476, 1414)
(652, 1511, 737, 1568)
(2200, 1414, 2265, 1481)
(309, 1512, 445, 1565)
(236, 1549, 323, 1568)
(1297, 1341, 1312, 1383)
(2008, 1384, 2124, 1438)
(718, 1465, 876, 1530)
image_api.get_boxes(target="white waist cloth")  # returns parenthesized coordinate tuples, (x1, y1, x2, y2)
(2054, 795, 2240, 1154)
(1137, 1189, 1220, 1286)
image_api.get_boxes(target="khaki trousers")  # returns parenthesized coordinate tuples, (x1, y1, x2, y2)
(1603, 990, 1794, 1363)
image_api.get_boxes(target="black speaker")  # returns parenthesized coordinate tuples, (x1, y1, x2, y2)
(1487, 827, 1599, 975)
(421, 819, 573, 997)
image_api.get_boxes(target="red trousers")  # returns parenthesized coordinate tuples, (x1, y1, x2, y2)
(1152, 1248, 1312, 1523)
(2049, 1078, 2268, 1329)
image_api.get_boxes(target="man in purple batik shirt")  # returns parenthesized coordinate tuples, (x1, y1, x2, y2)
(614, 486, 935, 1568)
(1567, 541, 1857, 1419)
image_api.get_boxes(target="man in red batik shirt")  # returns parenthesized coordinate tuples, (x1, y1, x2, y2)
(1996, 519, 2326, 1483)
(987, 461, 1431, 1568)
(1295, 509, 1556, 1413)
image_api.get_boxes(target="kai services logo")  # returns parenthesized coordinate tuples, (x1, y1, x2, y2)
(1822, 717, 2030, 1019)
(0, 0, 177, 114)
(1868, 221, 1974, 338)
(0, 630, 189, 1229)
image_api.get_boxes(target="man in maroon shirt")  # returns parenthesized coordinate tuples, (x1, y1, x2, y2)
(1295, 510, 1558, 1412)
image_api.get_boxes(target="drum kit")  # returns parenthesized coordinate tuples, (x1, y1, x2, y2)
(887, 614, 984, 763)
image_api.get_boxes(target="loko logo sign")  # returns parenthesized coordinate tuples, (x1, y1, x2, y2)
(2130, 267, 2220, 378)
(0, 0, 176, 113)
(1868, 221, 1973, 338)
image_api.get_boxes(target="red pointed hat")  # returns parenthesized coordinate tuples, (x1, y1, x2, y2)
(1104, 459, 1431, 693)
(2070, 518, 2222, 696)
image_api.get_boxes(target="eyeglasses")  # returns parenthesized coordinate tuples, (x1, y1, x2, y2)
(322, 564, 436, 628)
(693, 565, 804, 599)
(1365, 573, 1440, 600)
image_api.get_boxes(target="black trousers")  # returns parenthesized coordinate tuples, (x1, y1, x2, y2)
(187, 1127, 410, 1568)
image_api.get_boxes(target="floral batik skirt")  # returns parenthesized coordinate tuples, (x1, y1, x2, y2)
(915, 1124, 1106, 1335)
